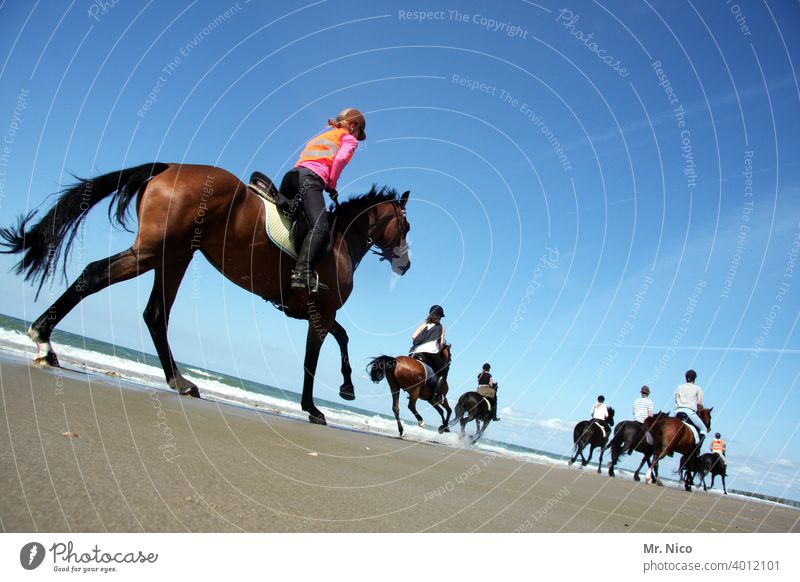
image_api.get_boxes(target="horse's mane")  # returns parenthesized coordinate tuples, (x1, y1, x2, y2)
(332, 185, 399, 220)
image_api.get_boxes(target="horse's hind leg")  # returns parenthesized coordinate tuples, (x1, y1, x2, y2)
(597, 444, 607, 474)
(439, 398, 452, 432)
(328, 320, 355, 401)
(432, 403, 448, 433)
(390, 385, 403, 437)
(28, 249, 145, 366)
(143, 260, 197, 396)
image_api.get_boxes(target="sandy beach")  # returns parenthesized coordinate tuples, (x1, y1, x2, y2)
(1, 353, 797, 533)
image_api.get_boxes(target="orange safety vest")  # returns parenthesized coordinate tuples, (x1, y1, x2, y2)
(296, 127, 351, 167)
(711, 438, 725, 453)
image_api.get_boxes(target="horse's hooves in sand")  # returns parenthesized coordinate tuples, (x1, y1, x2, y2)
(339, 384, 355, 401)
(308, 413, 327, 426)
(181, 386, 201, 398)
(437, 425, 449, 434)
(33, 353, 60, 367)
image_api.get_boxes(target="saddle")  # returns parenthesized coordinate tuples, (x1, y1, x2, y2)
(675, 412, 700, 444)
(248, 171, 335, 260)
(410, 355, 439, 395)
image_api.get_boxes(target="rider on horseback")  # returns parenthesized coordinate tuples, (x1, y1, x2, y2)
(633, 385, 654, 444)
(674, 370, 707, 457)
(476, 363, 500, 421)
(591, 395, 611, 438)
(711, 432, 727, 465)
(410, 305, 448, 405)
(284, 108, 366, 293)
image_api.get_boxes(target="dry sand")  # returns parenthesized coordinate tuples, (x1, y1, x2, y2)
(1, 353, 798, 533)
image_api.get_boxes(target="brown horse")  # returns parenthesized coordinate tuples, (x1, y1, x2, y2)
(0, 163, 411, 425)
(643, 406, 712, 490)
(367, 345, 452, 436)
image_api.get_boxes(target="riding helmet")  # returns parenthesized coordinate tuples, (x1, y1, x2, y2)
(597, 395, 605, 402)
(685, 369, 697, 381)
(336, 108, 366, 141)
(429, 305, 445, 318)
(482, 363, 491, 370)
(640, 385, 650, 395)
(715, 432, 721, 438)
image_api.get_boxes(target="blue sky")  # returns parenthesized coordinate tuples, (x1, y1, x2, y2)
(0, 1, 798, 499)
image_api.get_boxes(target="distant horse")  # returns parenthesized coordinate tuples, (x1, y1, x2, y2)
(0, 164, 411, 425)
(568, 407, 616, 473)
(693, 453, 728, 494)
(452, 387, 497, 444)
(607, 412, 669, 481)
(644, 406, 713, 491)
(368, 345, 452, 437)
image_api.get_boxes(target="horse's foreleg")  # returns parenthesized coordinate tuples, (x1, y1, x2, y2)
(408, 395, 425, 428)
(300, 312, 333, 425)
(29, 249, 144, 366)
(144, 261, 197, 396)
(633, 455, 649, 481)
(440, 398, 452, 432)
(583, 445, 595, 467)
(328, 320, 355, 401)
(720, 474, 727, 494)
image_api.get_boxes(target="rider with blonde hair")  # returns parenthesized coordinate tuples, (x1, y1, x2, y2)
(283, 108, 366, 292)
(410, 305, 448, 404)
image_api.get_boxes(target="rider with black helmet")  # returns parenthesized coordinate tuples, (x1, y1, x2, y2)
(410, 305, 448, 404)
(477, 363, 500, 421)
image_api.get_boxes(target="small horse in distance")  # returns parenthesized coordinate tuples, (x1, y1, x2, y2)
(643, 405, 712, 491)
(0, 163, 412, 425)
(607, 412, 669, 481)
(452, 387, 497, 444)
(568, 407, 616, 473)
(698, 453, 728, 494)
(368, 345, 452, 437)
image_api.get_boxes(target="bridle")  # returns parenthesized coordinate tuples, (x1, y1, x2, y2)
(344, 200, 408, 265)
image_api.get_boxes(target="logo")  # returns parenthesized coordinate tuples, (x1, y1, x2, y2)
(20, 542, 46, 570)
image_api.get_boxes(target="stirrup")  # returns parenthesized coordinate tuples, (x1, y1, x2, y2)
(291, 270, 329, 293)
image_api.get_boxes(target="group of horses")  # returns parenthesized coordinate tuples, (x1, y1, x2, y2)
(570, 406, 727, 493)
(0, 163, 493, 442)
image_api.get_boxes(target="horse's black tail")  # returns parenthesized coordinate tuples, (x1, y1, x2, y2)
(368, 356, 396, 383)
(0, 162, 170, 297)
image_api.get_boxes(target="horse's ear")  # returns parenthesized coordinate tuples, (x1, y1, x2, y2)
(399, 191, 410, 208)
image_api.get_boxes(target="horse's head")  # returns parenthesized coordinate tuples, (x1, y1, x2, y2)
(441, 342, 452, 364)
(698, 405, 713, 430)
(372, 190, 411, 275)
(337, 187, 411, 276)
(606, 406, 615, 427)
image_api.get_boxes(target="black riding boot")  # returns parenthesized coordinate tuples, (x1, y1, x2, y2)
(431, 376, 444, 405)
(292, 227, 329, 292)
(492, 397, 500, 421)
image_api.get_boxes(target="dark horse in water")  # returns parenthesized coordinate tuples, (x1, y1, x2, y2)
(643, 405, 712, 491)
(607, 412, 669, 481)
(680, 453, 728, 494)
(452, 387, 497, 444)
(568, 407, 616, 473)
(368, 346, 452, 436)
(0, 163, 411, 425)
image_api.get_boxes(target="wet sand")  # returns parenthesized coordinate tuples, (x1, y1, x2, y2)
(1, 353, 798, 533)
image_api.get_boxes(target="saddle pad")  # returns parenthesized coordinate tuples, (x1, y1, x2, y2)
(682, 421, 699, 444)
(476, 384, 496, 398)
(482, 397, 492, 413)
(262, 196, 297, 259)
(418, 361, 438, 394)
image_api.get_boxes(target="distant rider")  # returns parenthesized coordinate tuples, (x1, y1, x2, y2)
(632, 385, 654, 444)
(410, 305, 448, 405)
(711, 432, 727, 465)
(591, 395, 610, 438)
(476, 362, 499, 421)
(674, 369, 707, 456)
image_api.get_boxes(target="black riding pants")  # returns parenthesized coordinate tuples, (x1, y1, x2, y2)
(280, 167, 328, 274)
(416, 352, 449, 379)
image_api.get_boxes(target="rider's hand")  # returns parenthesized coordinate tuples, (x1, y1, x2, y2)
(326, 187, 338, 202)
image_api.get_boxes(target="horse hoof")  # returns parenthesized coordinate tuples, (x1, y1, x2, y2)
(567, 460, 574, 466)
(308, 413, 327, 426)
(633, 474, 640, 482)
(339, 384, 355, 401)
(418, 421, 426, 429)
(33, 353, 60, 367)
(181, 386, 201, 398)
